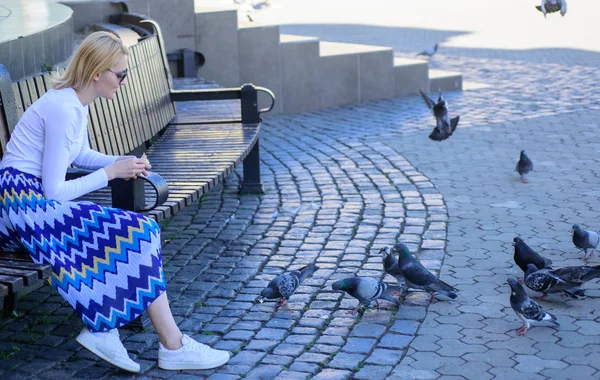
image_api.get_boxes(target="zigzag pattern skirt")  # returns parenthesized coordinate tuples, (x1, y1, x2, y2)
(0, 167, 167, 332)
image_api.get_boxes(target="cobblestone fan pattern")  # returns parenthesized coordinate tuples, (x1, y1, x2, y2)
(2, 49, 600, 379)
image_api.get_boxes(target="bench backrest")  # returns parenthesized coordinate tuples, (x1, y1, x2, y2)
(0, 31, 175, 158)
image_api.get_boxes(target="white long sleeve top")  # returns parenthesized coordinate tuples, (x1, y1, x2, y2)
(0, 87, 119, 201)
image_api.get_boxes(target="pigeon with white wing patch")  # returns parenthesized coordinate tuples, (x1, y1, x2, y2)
(506, 276, 560, 336)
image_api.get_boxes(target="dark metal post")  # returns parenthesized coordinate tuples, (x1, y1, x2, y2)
(240, 84, 263, 194)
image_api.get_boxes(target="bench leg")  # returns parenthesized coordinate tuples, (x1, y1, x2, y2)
(111, 178, 146, 211)
(240, 141, 263, 194)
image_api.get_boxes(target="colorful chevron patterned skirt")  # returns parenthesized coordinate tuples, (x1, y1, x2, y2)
(0, 167, 167, 332)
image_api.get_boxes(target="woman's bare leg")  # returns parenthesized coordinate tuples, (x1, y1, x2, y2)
(146, 292, 183, 350)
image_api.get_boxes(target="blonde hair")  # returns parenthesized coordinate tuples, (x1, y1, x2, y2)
(53, 31, 128, 91)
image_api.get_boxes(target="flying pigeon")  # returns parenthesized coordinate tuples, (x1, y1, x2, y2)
(258, 264, 319, 307)
(419, 90, 460, 142)
(513, 237, 553, 273)
(379, 247, 407, 296)
(332, 277, 401, 314)
(416, 43, 439, 57)
(506, 276, 560, 335)
(515, 150, 533, 183)
(571, 224, 600, 261)
(536, 0, 567, 17)
(393, 243, 458, 301)
(524, 264, 585, 300)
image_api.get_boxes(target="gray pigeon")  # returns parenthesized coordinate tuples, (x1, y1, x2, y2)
(416, 43, 439, 57)
(332, 277, 401, 314)
(524, 264, 585, 300)
(419, 90, 460, 142)
(571, 224, 600, 261)
(379, 247, 407, 296)
(393, 243, 458, 300)
(536, 0, 567, 17)
(515, 150, 533, 183)
(513, 237, 552, 273)
(258, 264, 319, 307)
(506, 276, 560, 335)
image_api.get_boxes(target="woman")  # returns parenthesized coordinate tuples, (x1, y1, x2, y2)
(0, 31, 229, 372)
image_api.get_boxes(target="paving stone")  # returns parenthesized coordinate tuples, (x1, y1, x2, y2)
(328, 352, 367, 370)
(341, 337, 377, 354)
(311, 368, 354, 379)
(350, 323, 387, 338)
(244, 364, 284, 379)
(352, 364, 394, 380)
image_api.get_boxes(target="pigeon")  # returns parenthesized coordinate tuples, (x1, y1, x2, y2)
(258, 264, 319, 307)
(506, 276, 559, 335)
(379, 247, 407, 296)
(551, 263, 600, 286)
(571, 224, 600, 261)
(513, 237, 553, 273)
(515, 150, 533, 183)
(332, 277, 401, 314)
(416, 43, 439, 57)
(536, 0, 567, 17)
(524, 263, 585, 300)
(419, 90, 460, 142)
(393, 243, 458, 300)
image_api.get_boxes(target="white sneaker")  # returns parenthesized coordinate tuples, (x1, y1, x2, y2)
(76, 327, 141, 373)
(158, 334, 230, 370)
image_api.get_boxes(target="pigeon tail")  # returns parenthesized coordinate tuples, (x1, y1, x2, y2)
(563, 288, 586, 299)
(382, 285, 402, 306)
(543, 311, 560, 326)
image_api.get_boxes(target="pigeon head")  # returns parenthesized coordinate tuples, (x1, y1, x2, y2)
(332, 278, 354, 291)
(260, 286, 277, 299)
(525, 263, 540, 276)
(506, 276, 521, 290)
(571, 224, 581, 232)
(513, 237, 523, 246)
(393, 243, 412, 259)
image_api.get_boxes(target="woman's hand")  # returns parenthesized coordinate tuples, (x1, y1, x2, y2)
(104, 156, 151, 180)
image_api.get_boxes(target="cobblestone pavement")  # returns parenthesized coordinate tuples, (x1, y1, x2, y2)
(3, 1, 600, 379)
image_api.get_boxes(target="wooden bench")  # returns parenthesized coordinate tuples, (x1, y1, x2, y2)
(0, 12, 275, 314)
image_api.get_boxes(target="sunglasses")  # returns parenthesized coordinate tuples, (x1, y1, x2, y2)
(107, 68, 128, 84)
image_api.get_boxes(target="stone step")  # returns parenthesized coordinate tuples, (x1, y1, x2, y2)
(279, 34, 321, 114)
(393, 57, 429, 97)
(318, 41, 394, 109)
(196, 8, 240, 88)
(428, 69, 462, 92)
(238, 24, 282, 113)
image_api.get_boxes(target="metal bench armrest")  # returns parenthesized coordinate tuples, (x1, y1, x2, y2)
(66, 168, 169, 212)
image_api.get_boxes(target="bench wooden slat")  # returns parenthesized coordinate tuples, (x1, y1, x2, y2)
(0, 260, 52, 279)
(0, 267, 39, 286)
(11, 82, 24, 127)
(0, 274, 24, 293)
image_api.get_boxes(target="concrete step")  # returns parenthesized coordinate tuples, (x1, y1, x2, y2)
(393, 57, 429, 97)
(238, 24, 282, 113)
(279, 34, 321, 114)
(318, 41, 394, 109)
(196, 9, 240, 88)
(428, 69, 462, 93)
